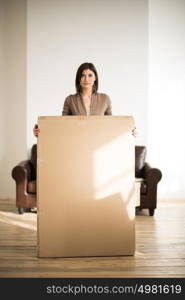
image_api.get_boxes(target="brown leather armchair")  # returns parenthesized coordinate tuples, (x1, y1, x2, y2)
(12, 144, 37, 214)
(135, 146, 162, 216)
(12, 144, 162, 215)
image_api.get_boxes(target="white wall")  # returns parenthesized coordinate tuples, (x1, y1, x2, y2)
(148, 0, 185, 199)
(27, 0, 148, 149)
(1, 0, 148, 199)
(0, 0, 5, 161)
(4, 0, 185, 200)
(0, 0, 27, 199)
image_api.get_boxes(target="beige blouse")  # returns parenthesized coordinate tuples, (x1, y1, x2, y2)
(62, 93, 112, 116)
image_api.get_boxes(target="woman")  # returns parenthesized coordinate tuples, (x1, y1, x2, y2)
(34, 62, 136, 136)
(62, 62, 112, 116)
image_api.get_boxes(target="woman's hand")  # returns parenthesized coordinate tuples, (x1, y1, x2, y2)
(33, 124, 137, 137)
(132, 127, 137, 137)
(33, 124, 40, 137)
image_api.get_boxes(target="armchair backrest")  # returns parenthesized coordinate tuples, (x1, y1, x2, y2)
(30, 144, 147, 179)
(30, 144, 37, 179)
(135, 146, 146, 177)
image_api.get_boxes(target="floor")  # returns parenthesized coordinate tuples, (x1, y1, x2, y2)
(0, 198, 185, 278)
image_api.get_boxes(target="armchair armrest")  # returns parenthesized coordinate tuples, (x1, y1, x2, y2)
(143, 162, 162, 184)
(12, 160, 32, 182)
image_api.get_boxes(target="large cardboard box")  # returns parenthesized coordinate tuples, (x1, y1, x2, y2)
(37, 116, 135, 257)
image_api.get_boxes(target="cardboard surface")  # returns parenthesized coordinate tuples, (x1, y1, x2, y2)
(37, 116, 135, 257)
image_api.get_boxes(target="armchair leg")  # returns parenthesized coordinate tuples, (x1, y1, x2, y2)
(149, 208, 154, 216)
(18, 207, 25, 214)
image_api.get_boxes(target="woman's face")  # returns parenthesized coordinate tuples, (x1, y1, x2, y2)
(80, 69, 96, 90)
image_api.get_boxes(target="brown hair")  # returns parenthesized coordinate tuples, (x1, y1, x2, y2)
(75, 62, 99, 94)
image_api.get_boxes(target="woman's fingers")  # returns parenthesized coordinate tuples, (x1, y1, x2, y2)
(132, 127, 137, 137)
(33, 126, 40, 137)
